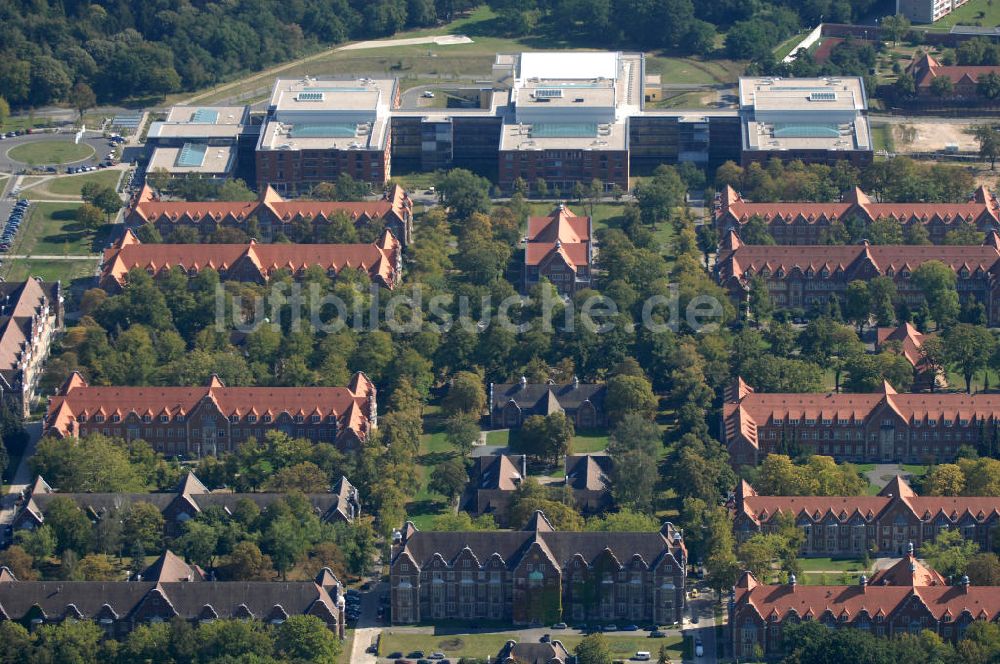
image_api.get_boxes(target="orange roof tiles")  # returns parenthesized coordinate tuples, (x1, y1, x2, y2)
(717, 185, 1000, 229)
(524, 205, 592, 269)
(101, 229, 401, 289)
(44, 371, 376, 443)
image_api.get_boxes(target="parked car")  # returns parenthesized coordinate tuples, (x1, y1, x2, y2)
(540, 634, 550, 643)
(695, 639, 704, 657)
(649, 630, 666, 638)
(429, 654, 446, 660)
(604, 624, 618, 632)
(552, 622, 567, 630)
(634, 652, 651, 661)
(623, 624, 640, 632)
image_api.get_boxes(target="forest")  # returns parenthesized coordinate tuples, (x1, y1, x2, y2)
(0, 0, 886, 107)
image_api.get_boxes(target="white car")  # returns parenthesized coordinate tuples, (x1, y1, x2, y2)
(634, 652, 651, 661)
(695, 639, 704, 657)
(422, 90, 435, 98)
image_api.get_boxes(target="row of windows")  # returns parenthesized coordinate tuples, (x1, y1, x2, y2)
(79, 412, 337, 425)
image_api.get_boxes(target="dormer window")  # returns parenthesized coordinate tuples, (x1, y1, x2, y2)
(263, 414, 272, 423)
(142, 414, 151, 423)
(95, 414, 105, 423)
(295, 414, 304, 424)
(805, 418, 816, 425)
(913, 419, 922, 427)
(820, 268, 830, 278)
(160, 415, 169, 423)
(327, 415, 337, 424)
(177, 415, 185, 423)
(806, 267, 815, 278)
(788, 418, 799, 425)
(960, 268, 970, 278)
(248, 415, 257, 423)
(229, 415, 239, 423)
(822, 418, 832, 425)
(943, 419, 953, 427)
(311, 415, 321, 423)
(112, 414, 121, 423)
(886, 267, 894, 277)
(928, 419, 936, 428)
(960, 418, 969, 426)
(77, 415, 87, 423)
(900, 269, 910, 278)
(838, 418, 849, 425)
(775, 268, 785, 278)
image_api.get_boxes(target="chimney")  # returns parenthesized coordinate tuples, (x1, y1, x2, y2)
(961, 575, 970, 593)
(521, 455, 527, 478)
(789, 573, 796, 589)
(573, 375, 579, 390)
(520, 376, 527, 389)
(859, 574, 867, 591)
(907, 541, 914, 556)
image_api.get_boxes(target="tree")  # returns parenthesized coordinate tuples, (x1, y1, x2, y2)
(967, 552, 1000, 586)
(924, 463, 965, 496)
(444, 413, 480, 457)
(74, 553, 117, 580)
(75, 203, 104, 232)
(607, 414, 662, 511)
(868, 217, 903, 244)
(93, 187, 123, 221)
(575, 633, 613, 664)
(0, 545, 36, 580)
(275, 615, 342, 662)
(226, 541, 273, 581)
(442, 370, 486, 416)
(930, 75, 954, 97)
(943, 323, 995, 392)
(912, 260, 960, 329)
(44, 497, 93, 555)
(978, 72, 1000, 102)
(0, 97, 8, 129)
(429, 456, 468, 504)
(175, 520, 220, 569)
(604, 374, 657, 423)
(436, 168, 491, 219)
(122, 501, 164, 552)
(844, 281, 872, 332)
(747, 274, 773, 325)
(264, 461, 330, 493)
(511, 413, 574, 465)
(68, 81, 96, 121)
(740, 215, 775, 244)
(15, 525, 55, 562)
(635, 165, 686, 224)
(882, 13, 911, 45)
(973, 124, 1000, 170)
(921, 528, 979, 579)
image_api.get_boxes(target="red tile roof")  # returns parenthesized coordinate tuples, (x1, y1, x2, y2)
(717, 235, 1000, 284)
(876, 323, 928, 369)
(716, 184, 1000, 228)
(735, 572, 1000, 623)
(101, 229, 401, 288)
(129, 184, 411, 227)
(524, 205, 592, 269)
(907, 53, 1000, 90)
(44, 371, 376, 442)
(869, 553, 946, 587)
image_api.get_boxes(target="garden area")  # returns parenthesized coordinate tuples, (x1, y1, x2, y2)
(23, 170, 122, 200)
(7, 141, 94, 165)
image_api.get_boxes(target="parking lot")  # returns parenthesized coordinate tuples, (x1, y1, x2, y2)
(0, 131, 116, 173)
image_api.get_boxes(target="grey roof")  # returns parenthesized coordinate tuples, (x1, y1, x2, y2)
(492, 382, 605, 413)
(393, 515, 682, 571)
(499, 641, 570, 663)
(565, 454, 612, 492)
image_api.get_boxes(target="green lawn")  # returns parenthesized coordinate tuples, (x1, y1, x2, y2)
(2, 258, 98, 283)
(486, 429, 509, 446)
(40, 170, 122, 197)
(7, 141, 95, 166)
(177, 5, 743, 107)
(870, 124, 894, 153)
(9, 202, 104, 256)
(927, 0, 1000, 29)
(378, 630, 681, 660)
(901, 464, 930, 478)
(1, 116, 58, 132)
(570, 431, 610, 454)
(797, 557, 867, 573)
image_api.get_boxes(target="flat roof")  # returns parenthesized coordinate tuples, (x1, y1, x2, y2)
(164, 106, 247, 125)
(519, 52, 619, 81)
(270, 78, 393, 113)
(148, 145, 236, 175)
(514, 83, 616, 109)
(499, 118, 627, 151)
(257, 117, 389, 151)
(744, 117, 872, 152)
(739, 77, 867, 112)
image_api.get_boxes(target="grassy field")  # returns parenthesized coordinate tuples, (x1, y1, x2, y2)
(2, 258, 98, 283)
(378, 630, 682, 660)
(901, 464, 930, 478)
(571, 431, 610, 454)
(927, 0, 1000, 29)
(797, 557, 867, 573)
(174, 6, 742, 107)
(9, 202, 102, 256)
(486, 429, 509, 446)
(7, 141, 95, 165)
(39, 170, 122, 197)
(870, 124, 894, 153)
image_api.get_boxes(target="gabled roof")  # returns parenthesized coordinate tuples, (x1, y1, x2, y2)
(100, 229, 402, 289)
(44, 372, 376, 442)
(565, 455, 612, 492)
(140, 550, 205, 583)
(869, 552, 945, 587)
(876, 323, 929, 369)
(492, 381, 605, 412)
(0, 279, 59, 383)
(527, 205, 590, 243)
(716, 184, 1000, 229)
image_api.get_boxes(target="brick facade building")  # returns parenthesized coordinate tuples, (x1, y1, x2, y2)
(127, 183, 413, 245)
(0, 280, 62, 418)
(524, 205, 592, 295)
(722, 378, 1000, 466)
(715, 232, 1000, 323)
(907, 53, 997, 98)
(44, 371, 376, 455)
(730, 561, 998, 659)
(0, 557, 345, 638)
(489, 378, 606, 429)
(12, 473, 360, 538)
(732, 476, 1000, 557)
(101, 228, 402, 290)
(389, 512, 686, 626)
(714, 185, 1000, 245)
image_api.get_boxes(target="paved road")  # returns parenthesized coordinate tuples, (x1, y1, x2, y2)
(0, 422, 42, 546)
(864, 463, 905, 488)
(0, 131, 114, 173)
(684, 595, 718, 664)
